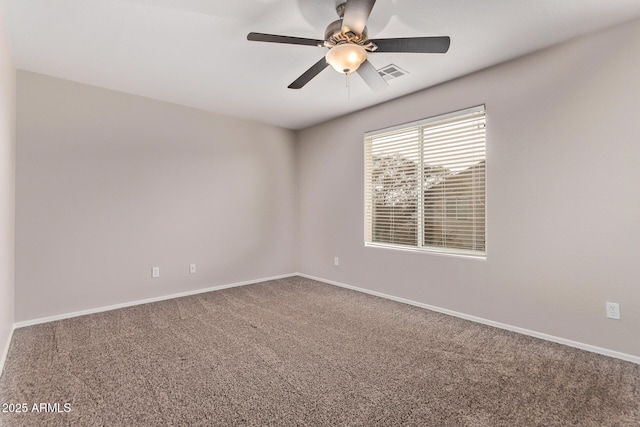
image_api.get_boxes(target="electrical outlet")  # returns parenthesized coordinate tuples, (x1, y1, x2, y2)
(606, 302, 620, 320)
(189, 263, 196, 274)
(152, 267, 160, 278)
(334, 257, 339, 267)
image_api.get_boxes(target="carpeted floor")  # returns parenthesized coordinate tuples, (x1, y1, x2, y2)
(0, 276, 639, 426)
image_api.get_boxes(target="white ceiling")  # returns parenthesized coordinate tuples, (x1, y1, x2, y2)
(2, 0, 640, 130)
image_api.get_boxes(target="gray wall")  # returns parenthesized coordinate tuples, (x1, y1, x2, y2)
(15, 72, 297, 321)
(0, 11, 15, 373)
(296, 19, 640, 357)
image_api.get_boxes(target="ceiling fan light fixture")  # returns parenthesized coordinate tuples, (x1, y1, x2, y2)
(247, 0, 451, 90)
(325, 43, 367, 74)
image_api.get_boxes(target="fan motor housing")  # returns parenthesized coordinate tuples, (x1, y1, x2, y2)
(324, 19, 368, 46)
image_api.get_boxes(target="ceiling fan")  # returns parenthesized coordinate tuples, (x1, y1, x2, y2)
(247, 0, 450, 91)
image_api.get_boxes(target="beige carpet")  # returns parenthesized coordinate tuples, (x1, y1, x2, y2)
(0, 276, 638, 426)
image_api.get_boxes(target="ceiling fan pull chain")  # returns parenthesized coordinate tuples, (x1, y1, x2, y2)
(346, 72, 350, 99)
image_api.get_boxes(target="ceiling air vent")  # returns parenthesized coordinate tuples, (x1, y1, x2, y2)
(377, 64, 408, 81)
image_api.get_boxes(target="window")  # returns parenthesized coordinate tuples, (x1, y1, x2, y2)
(364, 105, 486, 257)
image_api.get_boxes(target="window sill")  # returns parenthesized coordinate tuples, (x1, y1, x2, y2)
(364, 242, 487, 260)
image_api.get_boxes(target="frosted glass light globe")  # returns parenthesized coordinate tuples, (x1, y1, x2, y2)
(325, 43, 367, 74)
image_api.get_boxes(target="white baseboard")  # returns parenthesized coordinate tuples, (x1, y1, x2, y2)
(297, 273, 640, 365)
(14, 273, 297, 329)
(0, 326, 14, 378)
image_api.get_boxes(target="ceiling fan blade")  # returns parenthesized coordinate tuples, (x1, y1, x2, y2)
(247, 32, 324, 47)
(288, 57, 329, 89)
(357, 59, 388, 91)
(342, 0, 376, 36)
(371, 36, 451, 53)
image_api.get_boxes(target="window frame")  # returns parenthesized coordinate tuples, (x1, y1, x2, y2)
(364, 105, 487, 259)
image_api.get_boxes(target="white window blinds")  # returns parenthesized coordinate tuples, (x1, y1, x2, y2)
(364, 105, 486, 257)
